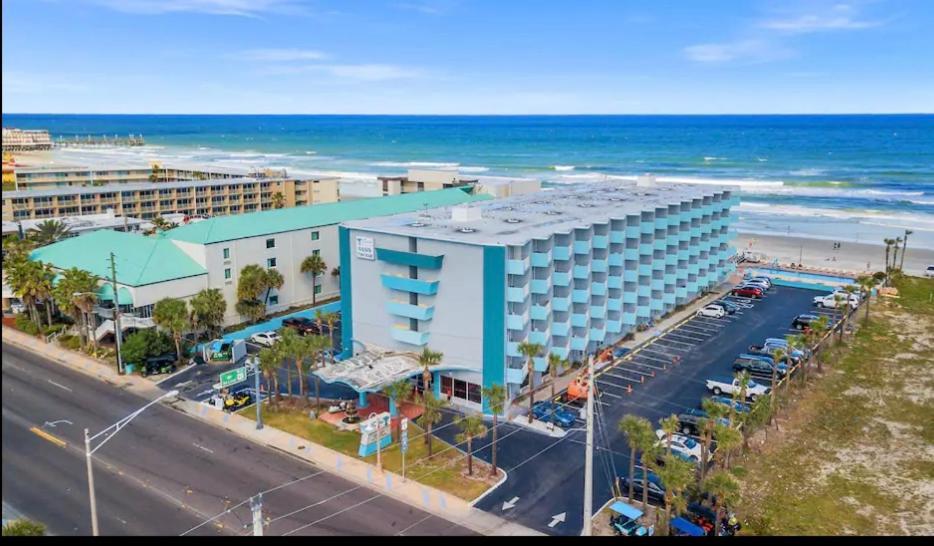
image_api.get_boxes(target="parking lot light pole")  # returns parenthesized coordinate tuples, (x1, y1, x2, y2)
(250, 357, 263, 430)
(582, 354, 595, 537)
(84, 389, 179, 536)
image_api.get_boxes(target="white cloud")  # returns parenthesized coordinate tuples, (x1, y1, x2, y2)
(240, 48, 328, 61)
(393, 1, 459, 15)
(683, 40, 791, 64)
(320, 64, 426, 81)
(760, 3, 884, 34)
(88, 0, 307, 17)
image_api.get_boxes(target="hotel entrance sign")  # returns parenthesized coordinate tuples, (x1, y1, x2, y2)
(355, 236, 375, 260)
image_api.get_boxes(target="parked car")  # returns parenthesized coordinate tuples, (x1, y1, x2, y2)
(733, 355, 789, 379)
(813, 293, 858, 309)
(676, 409, 729, 436)
(620, 472, 667, 505)
(705, 375, 770, 400)
(612, 346, 632, 359)
(249, 331, 280, 347)
(9, 300, 26, 314)
(697, 304, 727, 319)
(792, 313, 822, 330)
(747, 345, 798, 365)
(654, 430, 704, 461)
(141, 354, 177, 377)
(749, 275, 773, 287)
(531, 401, 577, 429)
(609, 500, 653, 536)
(706, 395, 751, 414)
(764, 337, 811, 359)
(282, 317, 318, 335)
(731, 286, 763, 298)
(926, 265, 934, 278)
(741, 279, 771, 291)
(709, 301, 737, 315)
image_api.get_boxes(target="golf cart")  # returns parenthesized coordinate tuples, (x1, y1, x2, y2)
(609, 500, 653, 536)
(670, 516, 706, 537)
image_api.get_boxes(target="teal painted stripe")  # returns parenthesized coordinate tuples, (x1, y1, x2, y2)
(339, 226, 353, 359)
(375, 247, 444, 269)
(482, 246, 506, 414)
(771, 278, 836, 292)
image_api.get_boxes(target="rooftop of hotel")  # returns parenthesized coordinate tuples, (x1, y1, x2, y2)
(4, 175, 338, 198)
(344, 180, 736, 246)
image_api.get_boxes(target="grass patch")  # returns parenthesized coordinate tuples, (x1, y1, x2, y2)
(238, 404, 497, 501)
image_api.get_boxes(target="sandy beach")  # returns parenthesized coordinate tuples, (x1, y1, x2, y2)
(736, 232, 933, 277)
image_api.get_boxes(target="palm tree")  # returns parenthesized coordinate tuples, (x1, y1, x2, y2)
(785, 334, 807, 384)
(416, 391, 447, 457)
(455, 414, 488, 476)
(891, 237, 903, 273)
(809, 315, 830, 374)
(28, 219, 71, 246)
(856, 275, 877, 321)
(839, 285, 859, 343)
(883, 238, 895, 273)
(277, 327, 303, 401)
(236, 264, 269, 323)
(618, 414, 653, 505)
(703, 471, 740, 537)
(320, 311, 340, 360)
(711, 423, 742, 469)
(271, 191, 285, 209)
(383, 379, 413, 441)
(768, 347, 786, 425)
(189, 288, 227, 339)
(481, 383, 506, 478)
(547, 352, 568, 418)
(655, 453, 694, 535)
(698, 398, 726, 481)
(152, 298, 189, 364)
(35, 262, 55, 326)
(263, 268, 284, 307)
(150, 216, 175, 232)
(257, 346, 281, 410)
(305, 334, 331, 411)
(660, 414, 679, 455)
(729, 371, 751, 427)
(7, 259, 51, 327)
(417, 347, 443, 395)
(637, 435, 660, 510)
(900, 229, 913, 271)
(300, 254, 328, 305)
(52, 267, 98, 348)
(518, 341, 544, 424)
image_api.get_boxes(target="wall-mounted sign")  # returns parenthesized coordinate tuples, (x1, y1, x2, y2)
(355, 236, 375, 260)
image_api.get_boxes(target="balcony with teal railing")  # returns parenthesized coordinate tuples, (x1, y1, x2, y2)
(610, 231, 625, 244)
(552, 294, 571, 312)
(531, 251, 552, 267)
(529, 330, 549, 345)
(637, 284, 651, 297)
(592, 282, 607, 296)
(624, 248, 640, 261)
(572, 289, 590, 304)
(622, 312, 637, 326)
(641, 222, 654, 234)
(376, 248, 444, 269)
(607, 297, 622, 311)
(553, 245, 572, 261)
(590, 305, 606, 319)
(507, 284, 530, 303)
(506, 341, 521, 358)
(381, 274, 440, 295)
(651, 278, 665, 291)
(690, 226, 702, 237)
(639, 243, 653, 255)
(551, 320, 571, 337)
(570, 336, 588, 351)
(572, 311, 590, 327)
(589, 327, 606, 343)
(533, 356, 548, 373)
(607, 319, 622, 333)
(531, 301, 551, 320)
(531, 279, 550, 295)
(553, 271, 571, 286)
(622, 291, 638, 304)
(662, 292, 677, 305)
(654, 217, 668, 230)
(668, 216, 681, 228)
(688, 263, 700, 275)
(677, 248, 690, 261)
(649, 299, 664, 311)
(608, 254, 623, 267)
(624, 269, 638, 282)
(573, 265, 590, 279)
(592, 235, 608, 249)
(636, 306, 651, 318)
(653, 239, 666, 250)
(726, 230, 738, 241)
(624, 226, 641, 238)
(608, 276, 622, 289)
(386, 301, 435, 321)
(390, 326, 430, 346)
(549, 345, 570, 359)
(638, 263, 652, 276)
(592, 259, 608, 273)
(676, 286, 688, 299)
(665, 253, 678, 266)
(505, 366, 528, 385)
(506, 313, 527, 331)
(652, 259, 666, 271)
(507, 256, 530, 275)
(664, 273, 677, 285)
(679, 230, 691, 243)
(573, 240, 592, 254)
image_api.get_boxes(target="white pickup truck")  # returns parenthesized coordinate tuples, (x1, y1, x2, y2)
(813, 292, 859, 309)
(705, 376, 770, 401)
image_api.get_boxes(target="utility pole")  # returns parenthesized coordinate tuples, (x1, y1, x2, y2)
(110, 252, 124, 374)
(84, 428, 99, 536)
(253, 357, 263, 430)
(375, 415, 383, 472)
(250, 494, 264, 536)
(582, 354, 595, 536)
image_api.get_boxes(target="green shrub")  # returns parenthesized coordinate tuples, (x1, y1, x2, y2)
(14, 313, 40, 336)
(2, 518, 45, 536)
(44, 323, 68, 336)
(59, 334, 82, 351)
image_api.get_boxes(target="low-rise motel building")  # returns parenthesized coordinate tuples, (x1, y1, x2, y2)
(3, 176, 340, 222)
(24, 188, 488, 333)
(378, 168, 541, 198)
(336, 178, 739, 412)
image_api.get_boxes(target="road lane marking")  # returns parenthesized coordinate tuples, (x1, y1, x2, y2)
(194, 443, 215, 454)
(29, 426, 67, 448)
(47, 379, 72, 392)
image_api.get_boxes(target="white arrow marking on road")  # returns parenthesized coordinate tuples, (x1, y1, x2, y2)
(47, 379, 72, 392)
(548, 512, 566, 528)
(43, 420, 73, 428)
(502, 497, 519, 511)
(196, 389, 214, 398)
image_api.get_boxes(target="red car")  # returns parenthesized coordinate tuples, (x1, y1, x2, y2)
(731, 286, 763, 298)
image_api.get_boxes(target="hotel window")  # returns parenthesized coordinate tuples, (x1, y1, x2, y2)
(311, 231, 320, 241)
(467, 382, 481, 404)
(266, 238, 275, 249)
(312, 249, 320, 257)
(314, 285, 322, 295)
(223, 248, 230, 259)
(268, 295, 279, 305)
(224, 268, 231, 280)
(267, 257, 277, 268)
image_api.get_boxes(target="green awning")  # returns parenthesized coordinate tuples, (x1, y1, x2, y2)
(117, 287, 133, 306)
(97, 284, 114, 301)
(96, 285, 132, 305)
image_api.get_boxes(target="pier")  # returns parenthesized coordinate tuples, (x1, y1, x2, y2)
(54, 133, 146, 148)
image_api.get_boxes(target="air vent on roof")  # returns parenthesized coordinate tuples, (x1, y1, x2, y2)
(544, 210, 562, 216)
(578, 203, 596, 208)
(456, 227, 478, 234)
(504, 218, 522, 224)
(609, 197, 626, 202)
(409, 221, 428, 228)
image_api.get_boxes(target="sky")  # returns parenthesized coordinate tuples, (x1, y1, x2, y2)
(2, 0, 933, 114)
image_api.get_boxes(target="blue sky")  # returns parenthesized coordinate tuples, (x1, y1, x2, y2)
(3, 0, 932, 114)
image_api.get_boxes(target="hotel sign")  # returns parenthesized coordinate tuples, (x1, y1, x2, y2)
(355, 236, 375, 260)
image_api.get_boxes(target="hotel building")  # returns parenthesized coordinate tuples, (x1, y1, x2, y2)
(378, 168, 540, 198)
(339, 180, 739, 411)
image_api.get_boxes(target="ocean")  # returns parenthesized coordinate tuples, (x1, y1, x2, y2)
(4, 114, 933, 249)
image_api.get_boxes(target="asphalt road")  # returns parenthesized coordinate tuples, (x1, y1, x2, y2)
(434, 285, 831, 535)
(1, 342, 473, 536)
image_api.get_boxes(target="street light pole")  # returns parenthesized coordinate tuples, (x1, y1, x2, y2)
(251, 357, 263, 430)
(109, 252, 124, 375)
(582, 354, 595, 536)
(84, 390, 178, 535)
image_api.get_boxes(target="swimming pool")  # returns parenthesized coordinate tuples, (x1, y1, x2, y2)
(747, 267, 856, 285)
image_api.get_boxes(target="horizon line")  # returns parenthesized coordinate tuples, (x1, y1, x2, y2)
(3, 112, 932, 117)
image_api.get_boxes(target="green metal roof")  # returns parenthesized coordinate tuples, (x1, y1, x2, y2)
(163, 187, 491, 245)
(30, 230, 207, 287)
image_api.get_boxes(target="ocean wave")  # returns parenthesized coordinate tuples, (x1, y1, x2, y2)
(370, 161, 460, 169)
(789, 168, 827, 177)
(459, 166, 490, 173)
(703, 157, 727, 162)
(739, 202, 934, 231)
(553, 165, 576, 171)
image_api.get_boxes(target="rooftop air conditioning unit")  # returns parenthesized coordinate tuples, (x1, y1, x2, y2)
(451, 205, 482, 222)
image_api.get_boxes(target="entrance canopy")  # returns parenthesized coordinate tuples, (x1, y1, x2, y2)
(315, 348, 423, 393)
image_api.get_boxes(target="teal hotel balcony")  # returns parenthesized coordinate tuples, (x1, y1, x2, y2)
(624, 226, 640, 238)
(624, 248, 640, 261)
(662, 292, 677, 305)
(506, 314, 526, 330)
(531, 251, 552, 267)
(507, 256, 530, 275)
(608, 254, 623, 267)
(386, 301, 435, 321)
(653, 239, 666, 250)
(573, 265, 590, 279)
(572, 290, 589, 303)
(381, 274, 439, 295)
(570, 336, 588, 351)
(623, 291, 638, 304)
(651, 278, 665, 291)
(571, 313, 588, 327)
(553, 271, 571, 286)
(533, 356, 548, 372)
(549, 346, 570, 360)
(636, 306, 652, 318)
(639, 243, 653, 255)
(531, 279, 550, 295)
(375, 248, 444, 269)
(624, 269, 638, 282)
(638, 263, 652, 276)
(391, 327, 430, 346)
(506, 341, 520, 358)
(529, 330, 549, 345)
(592, 235, 608, 249)
(531, 302, 551, 320)
(592, 282, 607, 296)
(551, 320, 571, 337)
(592, 259, 608, 273)
(507, 284, 530, 302)
(573, 240, 591, 254)
(608, 276, 622, 289)
(553, 245, 571, 261)
(552, 294, 571, 312)
(506, 367, 528, 385)
(637, 285, 651, 297)
(607, 298, 622, 311)
(610, 231, 625, 244)
(650, 299, 664, 311)
(640, 222, 654, 234)
(654, 218, 668, 229)
(622, 312, 637, 326)
(590, 327, 606, 343)
(590, 306, 606, 319)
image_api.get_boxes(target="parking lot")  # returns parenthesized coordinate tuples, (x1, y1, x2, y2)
(436, 283, 840, 536)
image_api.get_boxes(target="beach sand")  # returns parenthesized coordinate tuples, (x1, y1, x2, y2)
(736, 233, 934, 277)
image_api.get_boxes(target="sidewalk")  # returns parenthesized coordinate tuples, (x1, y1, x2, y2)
(2, 326, 541, 537)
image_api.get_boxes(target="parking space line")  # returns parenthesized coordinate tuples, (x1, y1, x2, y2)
(680, 322, 720, 333)
(640, 347, 679, 360)
(654, 336, 694, 346)
(648, 341, 691, 353)
(630, 354, 671, 367)
(663, 332, 707, 344)
(599, 370, 640, 384)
